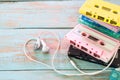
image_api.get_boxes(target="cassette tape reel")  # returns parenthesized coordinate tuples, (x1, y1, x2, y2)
(79, 0, 120, 27)
(68, 45, 120, 68)
(65, 24, 120, 63)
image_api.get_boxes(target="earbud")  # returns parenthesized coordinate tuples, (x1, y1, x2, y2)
(41, 40, 49, 53)
(34, 38, 41, 50)
(34, 38, 49, 53)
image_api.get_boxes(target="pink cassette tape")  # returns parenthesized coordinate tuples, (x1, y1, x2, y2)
(65, 24, 120, 63)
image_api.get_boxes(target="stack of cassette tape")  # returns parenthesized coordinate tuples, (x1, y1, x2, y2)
(66, 0, 120, 68)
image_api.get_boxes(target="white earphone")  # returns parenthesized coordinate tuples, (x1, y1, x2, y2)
(34, 38, 49, 53)
(24, 32, 119, 76)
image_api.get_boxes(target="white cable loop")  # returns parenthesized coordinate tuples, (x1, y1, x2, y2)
(23, 31, 119, 76)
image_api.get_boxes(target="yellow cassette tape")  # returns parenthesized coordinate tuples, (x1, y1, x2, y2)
(79, 0, 120, 27)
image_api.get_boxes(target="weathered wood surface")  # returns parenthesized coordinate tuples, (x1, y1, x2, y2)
(0, 1, 84, 28)
(0, 0, 119, 29)
(0, 29, 109, 70)
(0, 71, 110, 80)
(0, 0, 119, 2)
(0, 29, 112, 80)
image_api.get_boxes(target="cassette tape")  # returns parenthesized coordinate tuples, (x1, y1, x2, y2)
(79, 0, 120, 27)
(68, 45, 120, 68)
(79, 15, 120, 33)
(78, 15, 120, 40)
(92, 18, 120, 33)
(65, 24, 120, 63)
(109, 70, 120, 80)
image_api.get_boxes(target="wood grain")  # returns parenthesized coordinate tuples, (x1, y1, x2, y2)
(0, 0, 119, 29)
(0, 1, 85, 28)
(0, 71, 110, 80)
(0, 29, 110, 70)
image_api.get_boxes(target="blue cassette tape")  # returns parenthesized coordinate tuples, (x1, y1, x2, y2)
(78, 15, 120, 40)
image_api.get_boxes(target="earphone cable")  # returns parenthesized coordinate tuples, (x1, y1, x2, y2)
(24, 31, 119, 76)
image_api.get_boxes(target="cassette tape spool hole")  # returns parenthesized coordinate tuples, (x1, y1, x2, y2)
(70, 40, 76, 45)
(113, 11, 118, 14)
(81, 32, 87, 36)
(97, 16, 105, 21)
(77, 44, 80, 47)
(94, 5, 99, 8)
(86, 12, 92, 16)
(89, 51, 92, 54)
(81, 46, 88, 52)
(106, 19, 109, 22)
(110, 20, 117, 25)
(100, 41, 105, 46)
(94, 53, 100, 58)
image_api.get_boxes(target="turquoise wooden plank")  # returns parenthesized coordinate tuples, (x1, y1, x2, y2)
(0, 71, 110, 80)
(0, 29, 110, 70)
(0, 0, 117, 2)
(0, 0, 82, 1)
(0, 0, 119, 29)
(0, 1, 85, 28)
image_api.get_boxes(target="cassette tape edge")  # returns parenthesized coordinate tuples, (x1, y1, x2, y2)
(78, 15, 120, 40)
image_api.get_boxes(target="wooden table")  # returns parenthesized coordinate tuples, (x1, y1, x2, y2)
(0, 0, 119, 80)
